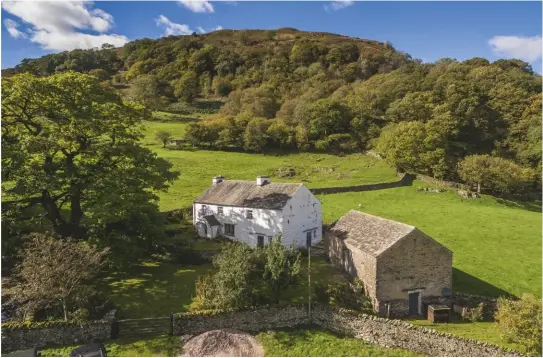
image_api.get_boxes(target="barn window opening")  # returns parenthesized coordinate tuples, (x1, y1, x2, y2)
(217, 207, 223, 215)
(224, 224, 235, 236)
(246, 210, 253, 219)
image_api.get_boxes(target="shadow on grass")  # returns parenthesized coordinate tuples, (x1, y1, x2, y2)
(453, 268, 515, 298)
(494, 197, 542, 213)
(99, 261, 213, 319)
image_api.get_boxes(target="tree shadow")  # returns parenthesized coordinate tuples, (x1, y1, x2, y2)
(453, 268, 515, 298)
(494, 197, 541, 213)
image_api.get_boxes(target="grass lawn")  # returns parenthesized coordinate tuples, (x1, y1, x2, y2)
(101, 260, 213, 319)
(257, 328, 422, 356)
(408, 319, 521, 352)
(40, 335, 180, 357)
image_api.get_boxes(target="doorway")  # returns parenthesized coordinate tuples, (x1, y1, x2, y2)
(408, 291, 421, 315)
(306, 232, 312, 248)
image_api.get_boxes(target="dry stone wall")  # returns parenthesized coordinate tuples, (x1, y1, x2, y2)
(1, 310, 116, 353)
(173, 305, 309, 335)
(312, 306, 521, 357)
(310, 173, 415, 195)
(175, 305, 521, 357)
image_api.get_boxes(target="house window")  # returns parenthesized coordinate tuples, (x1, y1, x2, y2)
(257, 235, 264, 248)
(224, 224, 235, 236)
(246, 210, 253, 219)
(217, 207, 223, 215)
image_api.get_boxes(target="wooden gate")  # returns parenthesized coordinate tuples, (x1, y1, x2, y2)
(113, 315, 173, 339)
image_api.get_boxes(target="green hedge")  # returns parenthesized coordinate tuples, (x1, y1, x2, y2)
(1, 319, 106, 330)
(176, 303, 308, 318)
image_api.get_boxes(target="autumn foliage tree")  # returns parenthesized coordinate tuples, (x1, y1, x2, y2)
(5, 234, 109, 321)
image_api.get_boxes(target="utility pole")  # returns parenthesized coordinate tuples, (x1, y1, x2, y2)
(308, 245, 311, 320)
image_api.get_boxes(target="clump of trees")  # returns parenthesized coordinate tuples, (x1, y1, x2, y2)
(191, 238, 301, 311)
(4, 234, 109, 321)
(495, 294, 542, 355)
(2, 72, 180, 268)
(458, 155, 535, 194)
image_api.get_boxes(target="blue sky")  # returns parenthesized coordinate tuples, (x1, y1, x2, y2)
(2, 1, 542, 73)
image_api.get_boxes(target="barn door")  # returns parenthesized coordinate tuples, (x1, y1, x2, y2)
(408, 291, 421, 315)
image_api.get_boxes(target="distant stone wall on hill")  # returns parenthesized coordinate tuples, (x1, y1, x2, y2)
(310, 173, 415, 195)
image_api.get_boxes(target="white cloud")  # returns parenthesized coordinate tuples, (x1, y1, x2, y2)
(488, 35, 542, 62)
(156, 15, 193, 36)
(196, 25, 223, 34)
(324, 0, 354, 12)
(4, 18, 26, 39)
(1, 1, 128, 51)
(177, 0, 214, 13)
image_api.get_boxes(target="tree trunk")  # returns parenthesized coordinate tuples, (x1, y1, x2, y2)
(41, 190, 66, 235)
(477, 182, 481, 194)
(62, 299, 68, 321)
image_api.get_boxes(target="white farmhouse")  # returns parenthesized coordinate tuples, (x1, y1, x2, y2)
(193, 176, 322, 248)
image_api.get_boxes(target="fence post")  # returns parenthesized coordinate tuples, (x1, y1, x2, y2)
(170, 313, 174, 336)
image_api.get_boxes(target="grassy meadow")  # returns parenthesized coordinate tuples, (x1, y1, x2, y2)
(144, 118, 541, 299)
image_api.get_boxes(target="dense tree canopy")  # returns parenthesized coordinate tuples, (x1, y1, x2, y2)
(2, 72, 179, 265)
(2, 28, 541, 191)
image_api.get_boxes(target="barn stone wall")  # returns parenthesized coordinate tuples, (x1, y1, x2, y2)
(376, 230, 453, 316)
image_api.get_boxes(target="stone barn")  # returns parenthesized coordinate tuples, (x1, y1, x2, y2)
(325, 210, 452, 317)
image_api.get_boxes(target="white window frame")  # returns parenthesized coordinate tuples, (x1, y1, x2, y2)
(246, 210, 253, 219)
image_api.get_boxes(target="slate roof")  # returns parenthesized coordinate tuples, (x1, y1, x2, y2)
(328, 210, 416, 257)
(203, 215, 221, 226)
(194, 180, 302, 210)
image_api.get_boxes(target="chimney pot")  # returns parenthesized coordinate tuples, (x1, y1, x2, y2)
(212, 176, 225, 185)
(256, 176, 270, 186)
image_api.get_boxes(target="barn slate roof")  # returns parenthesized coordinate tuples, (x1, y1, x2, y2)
(328, 210, 417, 257)
(194, 180, 302, 210)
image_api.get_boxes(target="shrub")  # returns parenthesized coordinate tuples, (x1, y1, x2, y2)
(495, 293, 542, 355)
(465, 303, 484, 322)
(314, 281, 372, 312)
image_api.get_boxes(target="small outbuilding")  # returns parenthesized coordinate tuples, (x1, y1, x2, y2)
(325, 210, 452, 317)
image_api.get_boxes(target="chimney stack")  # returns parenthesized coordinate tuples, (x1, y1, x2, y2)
(256, 176, 270, 186)
(212, 176, 225, 185)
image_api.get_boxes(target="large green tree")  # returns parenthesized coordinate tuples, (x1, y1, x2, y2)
(2, 72, 179, 261)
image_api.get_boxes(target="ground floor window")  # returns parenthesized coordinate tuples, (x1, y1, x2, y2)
(224, 223, 235, 236)
(306, 231, 312, 247)
(257, 235, 264, 248)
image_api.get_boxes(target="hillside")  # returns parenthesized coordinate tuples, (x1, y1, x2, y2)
(3, 28, 542, 192)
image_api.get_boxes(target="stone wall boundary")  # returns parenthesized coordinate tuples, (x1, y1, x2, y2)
(173, 305, 522, 357)
(1, 310, 117, 353)
(310, 173, 415, 195)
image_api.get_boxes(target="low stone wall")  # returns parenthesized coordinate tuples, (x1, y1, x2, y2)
(173, 305, 309, 335)
(452, 292, 501, 320)
(313, 306, 521, 357)
(415, 174, 469, 190)
(310, 173, 415, 195)
(1, 312, 116, 353)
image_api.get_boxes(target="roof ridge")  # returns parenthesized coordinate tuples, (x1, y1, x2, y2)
(347, 209, 416, 230)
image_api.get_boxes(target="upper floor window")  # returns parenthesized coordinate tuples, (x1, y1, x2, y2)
(218, 207, 223, 215)
(246, 210, 253, 219)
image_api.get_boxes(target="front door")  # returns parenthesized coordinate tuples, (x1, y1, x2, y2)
(257, 235, 264, 248)
(306, 232, 312, 248)
(408, 291, 420, 315)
